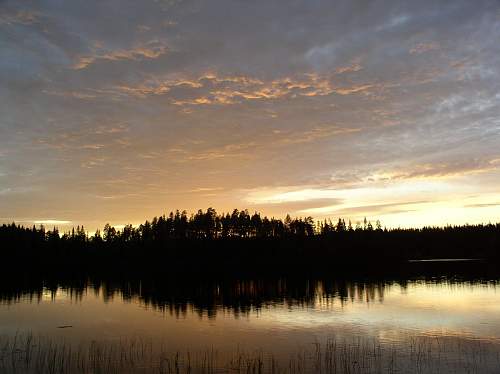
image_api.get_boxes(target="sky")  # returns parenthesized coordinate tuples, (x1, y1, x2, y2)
(1, 0, 500, 231)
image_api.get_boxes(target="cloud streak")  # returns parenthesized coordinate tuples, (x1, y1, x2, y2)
(73, 41, 168, 69)
(0, 10, 39, 25)
(76, 72, 376, 104)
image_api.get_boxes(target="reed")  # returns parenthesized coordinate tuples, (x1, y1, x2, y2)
(0, 333, 499, 373)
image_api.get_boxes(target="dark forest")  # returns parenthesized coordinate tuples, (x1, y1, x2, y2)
(2, 208, 499, 275)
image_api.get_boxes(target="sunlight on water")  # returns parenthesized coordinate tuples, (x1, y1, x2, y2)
(2, 279, 500, 345)
(2, 277, 500, 372)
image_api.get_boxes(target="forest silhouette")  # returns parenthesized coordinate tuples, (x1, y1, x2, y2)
(2, 208, 500, 274)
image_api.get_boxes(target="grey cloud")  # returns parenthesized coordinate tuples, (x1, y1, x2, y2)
(2, 0, 500, 227)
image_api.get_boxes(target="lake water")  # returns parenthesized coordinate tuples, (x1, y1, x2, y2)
(1, 268, 500, 373)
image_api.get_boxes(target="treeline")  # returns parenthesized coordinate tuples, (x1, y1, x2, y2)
(98, 208, 317, 242)
(1, 208, 500, 273)
(0, 208, 317, 245)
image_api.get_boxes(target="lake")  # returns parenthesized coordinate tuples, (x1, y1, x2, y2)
(1, 265, 500, 373)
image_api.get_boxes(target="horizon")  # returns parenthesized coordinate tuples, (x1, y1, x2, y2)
(2, 0, 500, 231)
(4, 207, 499, 234)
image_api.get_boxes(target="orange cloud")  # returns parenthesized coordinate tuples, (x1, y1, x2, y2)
(73, 41, 168, 69)
(71, 71, 376, 105)
(334, 59, 363, 74)
(278, 126, 361, 145)
(171, 73, 339, 106)
(185, 142, 257, 161)
(334, 84, 374, 95)
(80, 144, 105, 150)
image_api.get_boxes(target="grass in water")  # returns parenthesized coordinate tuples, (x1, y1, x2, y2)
(1, 333, 500, 373)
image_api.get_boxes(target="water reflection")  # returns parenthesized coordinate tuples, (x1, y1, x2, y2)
(1, 274, 499, 319)
(2, 270, 500, 373)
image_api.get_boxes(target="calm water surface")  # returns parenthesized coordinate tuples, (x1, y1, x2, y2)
(1, 272, 500, 372)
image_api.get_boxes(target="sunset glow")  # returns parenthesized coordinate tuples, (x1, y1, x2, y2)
(1, 0, 500, 230)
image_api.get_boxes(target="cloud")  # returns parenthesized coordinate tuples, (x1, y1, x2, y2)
(240, 167, 499, 222)
(277, 125, 361, 145)
(4, 219, 72, 226)
(33, 220, 72, 225)
(298, 201, 428, 217)
(72, 41, 168, 69)
(0, 10, 39, 25)
(410, 42, 440, 55)
(0, 188, 15, 195)
(241, 183, 436, 222)
(65, 78, 204, 100)
(172, 97, 216, 106)
(435, 92, 499, 117)
(81, 144, 105, 150)
(94, 193, 140, 200)
(81, 157, 106, 169)
(464, 202, 500, 208)
(2, 0, 500, 229)
(185, 142, 257, 161)
(42, 90, 98, 100)
(86, 71, 376, 104)
(251, 198, 344, 213)
(34, 124, 130, 152)
(324, 157, 500, 192)
(334, 59, 363, 74)
(113, 72, 336, 103)
(363, 159, 500, 183)
(131, 71, 374, 106)
(244, 187, 339, 205)
(188, 187, 224, 193)
(114, 138, 131, 147)
(94, 124, 129, 134)
(333, 84, 374, 95)
(376, 14, 411, 31)
(166, 124, 361, 165)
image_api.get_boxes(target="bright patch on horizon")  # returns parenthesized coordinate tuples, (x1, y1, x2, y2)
(243, 175, 500, 227)
(33, 220, 72, 225)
